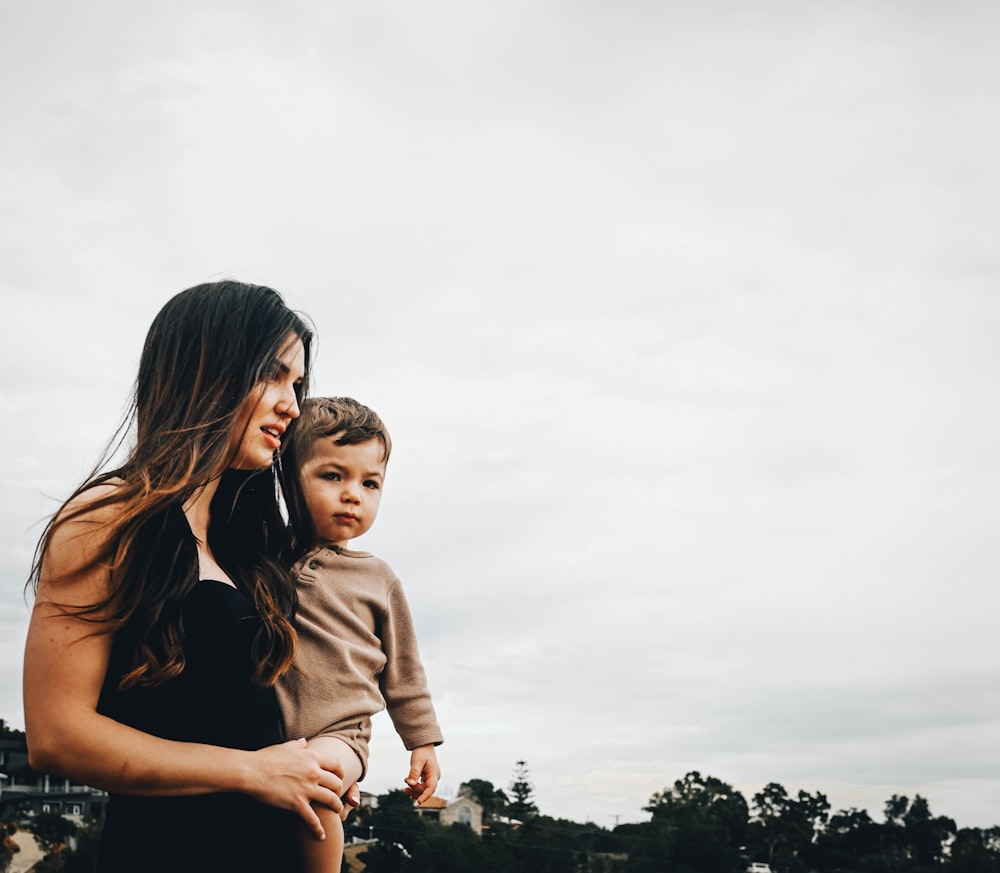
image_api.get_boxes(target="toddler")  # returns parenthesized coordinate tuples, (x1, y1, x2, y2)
(277, 396, 443, 872)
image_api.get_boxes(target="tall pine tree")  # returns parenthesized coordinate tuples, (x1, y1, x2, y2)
(508, 760, 539, 821)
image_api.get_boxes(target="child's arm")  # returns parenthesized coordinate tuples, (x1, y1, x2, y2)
(379, 575, 445, 801)
(404, 744, 440, 805)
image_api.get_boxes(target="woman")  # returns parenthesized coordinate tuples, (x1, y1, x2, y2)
(24, 281, 350, 872)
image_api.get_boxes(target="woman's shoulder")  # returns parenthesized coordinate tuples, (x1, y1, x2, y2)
(58, 477, 126, 518)
(40, 477, 129, 589)
(48, 478, 130, 542)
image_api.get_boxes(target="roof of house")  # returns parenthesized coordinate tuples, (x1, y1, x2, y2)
(419, 796, 448, 810)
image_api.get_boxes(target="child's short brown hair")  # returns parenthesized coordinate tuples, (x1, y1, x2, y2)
(295, 396, 392, 462)
(280, 396, 392, 555)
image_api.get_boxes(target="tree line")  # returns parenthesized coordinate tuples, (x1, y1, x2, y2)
(4, 748, 1000, 872)
(347, 766, 1000, 873)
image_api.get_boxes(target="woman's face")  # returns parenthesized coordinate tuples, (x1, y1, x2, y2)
(228, 333, 306, 470)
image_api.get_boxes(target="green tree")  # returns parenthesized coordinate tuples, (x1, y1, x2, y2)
(0, 721, 25, 740)
(510, 816, 598, 873)
(423, 819, 501, 872)
(28, 811, 77, 857)
(748, 782, 829, 873)
(362, 789, 426, 855)
(814, 806, 882, 872)
(508, 761, 539, 822)
(947, 826, 1000, 872)
(0, 816, 18, 873)
(883, 793, 955, 872)
(641, 771, 749, 873)
(360, 840, 416, 873)
(459, 778, 509, 823)
(59, 816, 103, 873)
(614, 818, 672, 873)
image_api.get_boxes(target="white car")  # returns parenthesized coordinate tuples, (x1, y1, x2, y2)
(747, 864, 773, 873)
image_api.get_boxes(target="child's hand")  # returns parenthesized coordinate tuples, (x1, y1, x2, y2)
(403, 745, 440, 805)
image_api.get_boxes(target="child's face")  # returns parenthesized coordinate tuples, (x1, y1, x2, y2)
(298, 434, 386, 547)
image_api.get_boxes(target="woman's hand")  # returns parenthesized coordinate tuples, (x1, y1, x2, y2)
(243, 739, 345, 840)
(341, 782, 361, 822)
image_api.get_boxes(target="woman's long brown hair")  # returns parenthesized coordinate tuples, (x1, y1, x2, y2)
(29, 280, 312, 689)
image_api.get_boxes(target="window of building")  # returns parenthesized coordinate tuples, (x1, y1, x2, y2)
(458, 805, 472, 825)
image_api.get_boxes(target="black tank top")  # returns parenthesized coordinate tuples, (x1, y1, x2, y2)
(96, 581, 301, 872)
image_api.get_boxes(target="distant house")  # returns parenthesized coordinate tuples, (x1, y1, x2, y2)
(0, 739, 109, 824)
(356, 787, 483, 835)
(357, 790, 380, 811)
(414, 795, 483, 835)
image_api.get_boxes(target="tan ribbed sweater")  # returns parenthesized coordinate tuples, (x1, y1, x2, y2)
(276, 546, 443, 777)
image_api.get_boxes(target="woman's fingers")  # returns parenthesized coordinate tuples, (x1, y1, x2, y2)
(296, 799, 327, 841)
(345, 783, 361, 807)
(313, 784, 344, 814)
(249, 740, 343, 819)
(317, 767, 345, 799)
(339, 782, 361, 821)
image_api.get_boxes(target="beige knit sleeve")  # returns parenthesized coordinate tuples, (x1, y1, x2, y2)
(379, 577, 444, 750)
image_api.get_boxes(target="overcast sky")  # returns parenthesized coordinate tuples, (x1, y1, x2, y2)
(3, 0, 1000, 831)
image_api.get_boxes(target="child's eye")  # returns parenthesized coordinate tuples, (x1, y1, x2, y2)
(363, 480, 380, 490)
(321, 472, 341, 481)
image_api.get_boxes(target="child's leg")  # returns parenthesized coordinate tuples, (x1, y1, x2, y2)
(297, 736, 365, 873)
